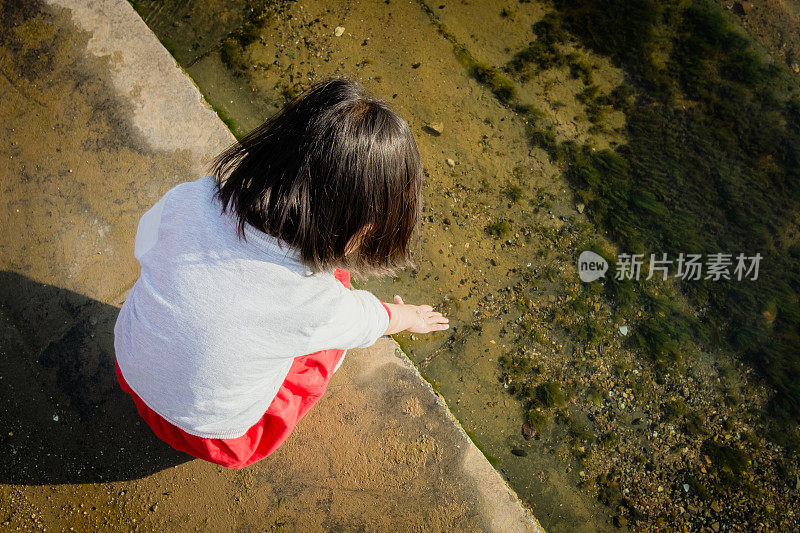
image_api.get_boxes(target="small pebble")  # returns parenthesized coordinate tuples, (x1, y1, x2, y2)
(334, 26, 345, 37)
(427, 121, 444, 134)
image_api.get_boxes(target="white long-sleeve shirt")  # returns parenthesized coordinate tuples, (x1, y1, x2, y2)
(114, 176, 390, 438)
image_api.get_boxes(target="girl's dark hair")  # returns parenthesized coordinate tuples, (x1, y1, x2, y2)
(211, 77, 423, 277)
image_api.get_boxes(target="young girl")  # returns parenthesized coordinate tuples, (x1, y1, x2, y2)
(113, 77, 449, 469)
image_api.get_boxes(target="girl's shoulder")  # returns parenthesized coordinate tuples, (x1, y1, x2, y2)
(151, 176, 216, 216)
(179, 175, 217, 199)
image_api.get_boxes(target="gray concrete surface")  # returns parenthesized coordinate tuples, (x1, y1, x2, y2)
(0, 0, 542, 530)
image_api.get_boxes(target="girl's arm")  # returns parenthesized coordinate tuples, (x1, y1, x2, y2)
(383, 295, 449, 335)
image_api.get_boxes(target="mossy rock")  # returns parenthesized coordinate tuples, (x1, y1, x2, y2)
(534, 382, 566, 408)
(503, 184, 525, 202)
(702, 439, 750, 486)
(484, 220, 511, 238)
(221, 38, 256, 75)
(525, 408, 550, 432)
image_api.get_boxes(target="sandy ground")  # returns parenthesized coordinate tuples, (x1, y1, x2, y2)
(0, 0, 540, 531)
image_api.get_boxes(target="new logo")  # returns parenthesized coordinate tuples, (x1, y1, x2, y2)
(578, 251, 608, 282)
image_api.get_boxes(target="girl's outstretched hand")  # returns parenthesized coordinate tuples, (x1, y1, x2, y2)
(384, 295, 449, 335)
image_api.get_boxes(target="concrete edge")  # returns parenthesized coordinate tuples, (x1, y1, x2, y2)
(388, 343, 544, 532)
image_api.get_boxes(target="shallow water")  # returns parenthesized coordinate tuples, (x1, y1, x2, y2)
(132, 0, 800, 530)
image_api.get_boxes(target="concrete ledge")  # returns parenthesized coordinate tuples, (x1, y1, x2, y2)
(51, 0, 234, 158)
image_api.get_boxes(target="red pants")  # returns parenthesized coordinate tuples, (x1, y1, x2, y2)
(115, 269, 352, 469)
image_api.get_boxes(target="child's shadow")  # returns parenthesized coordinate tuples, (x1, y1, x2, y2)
(0, 271, 192, 485)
